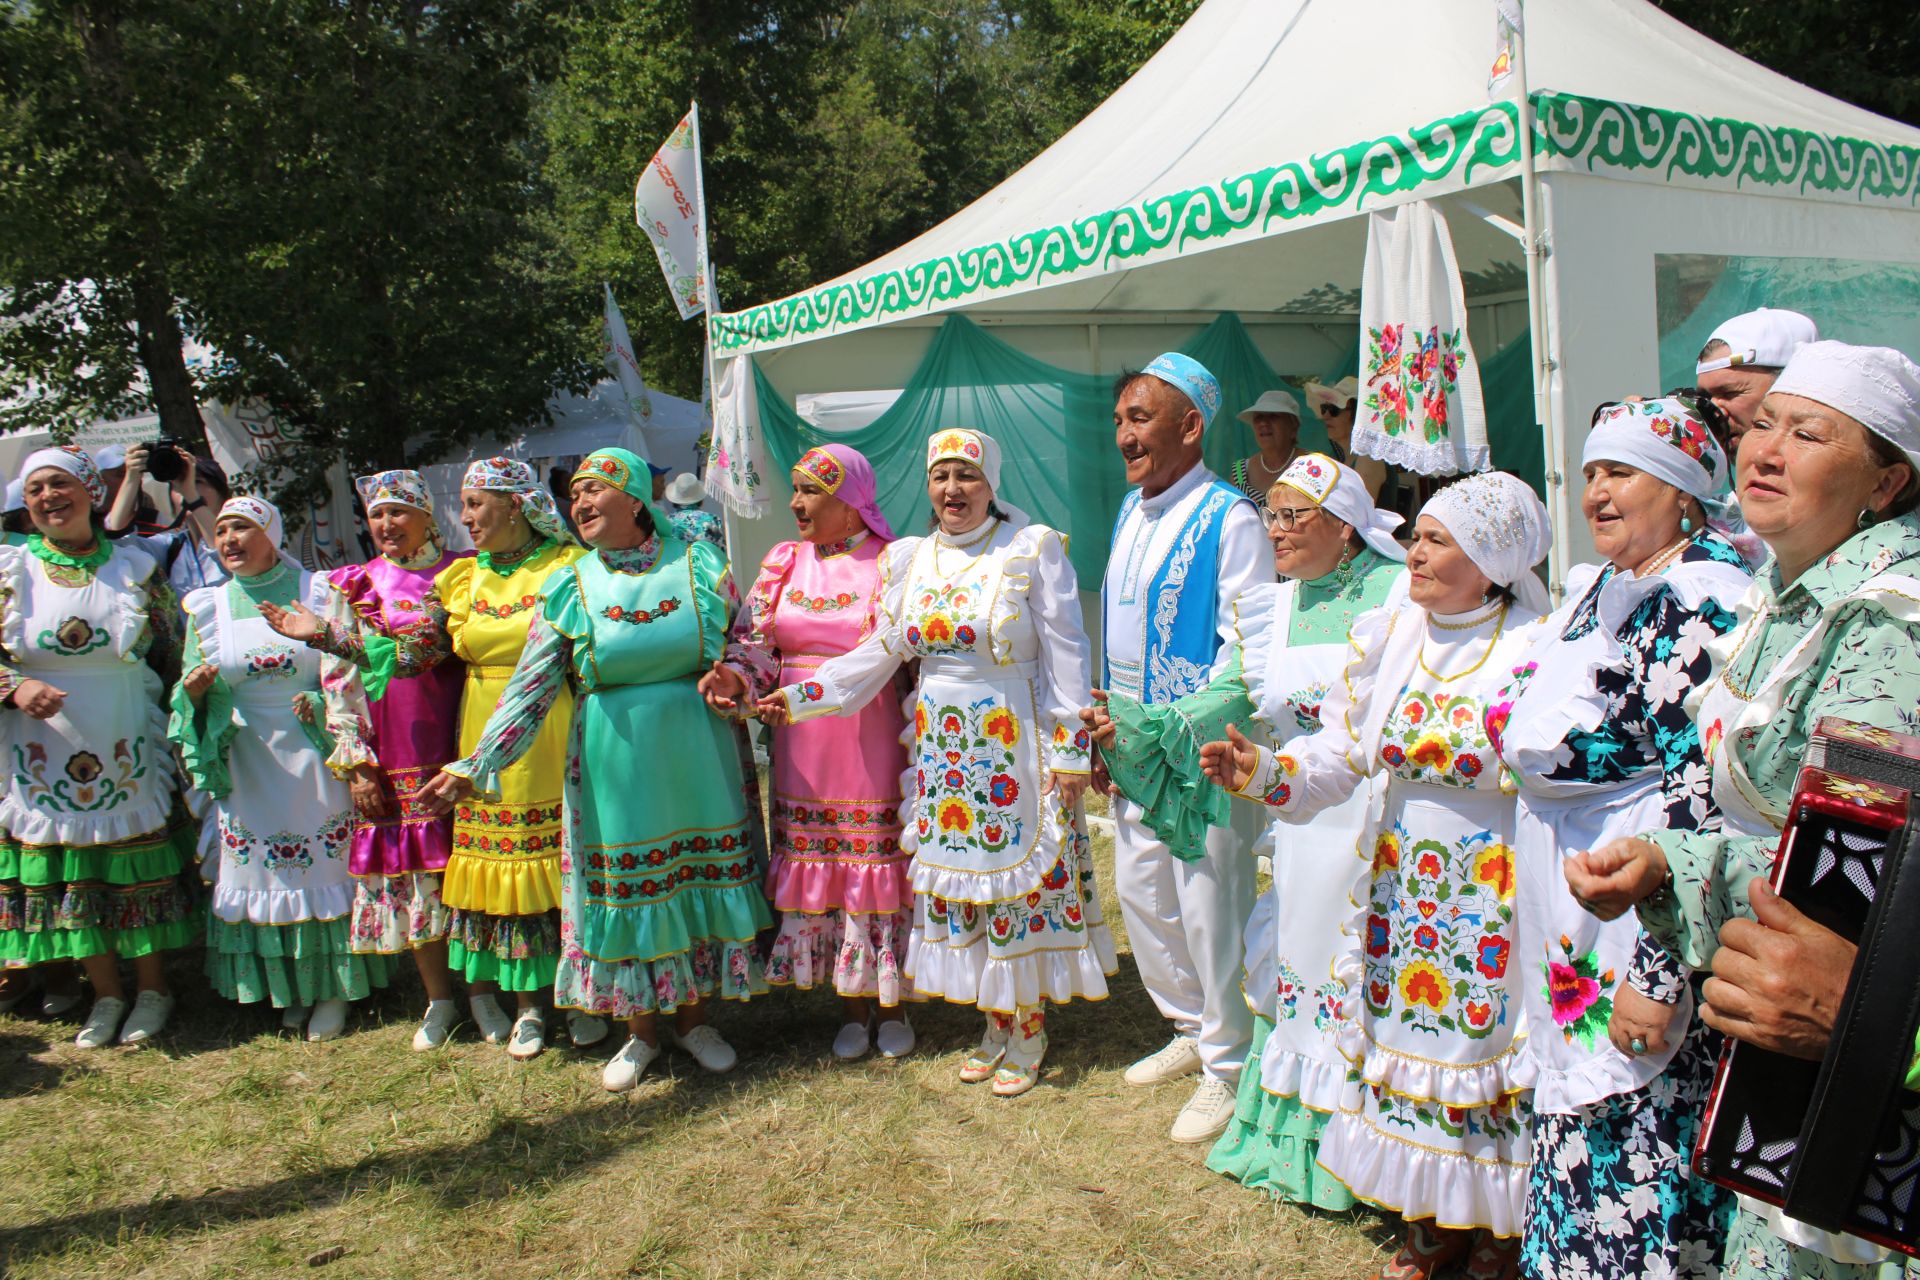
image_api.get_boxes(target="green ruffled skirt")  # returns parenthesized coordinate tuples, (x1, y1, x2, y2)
(206, 914, 396, 1006)
(446, 906, 560, 992)
(1207, 1016, 1358, 1211)
(0, 814, 200, 964)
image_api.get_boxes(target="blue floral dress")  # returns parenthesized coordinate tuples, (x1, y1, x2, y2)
(1492, 533, 1748, 1280)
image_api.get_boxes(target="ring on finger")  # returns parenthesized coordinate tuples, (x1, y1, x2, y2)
(1629, 1036, 1648, 1055)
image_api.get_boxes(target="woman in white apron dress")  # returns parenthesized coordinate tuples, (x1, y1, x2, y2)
(172, 498, 393, 1041)
(1089, 453, 1405, 1208)
(0, 446, 194, 1048)
(1202, 471, 1553, 1280)
(761, 429, 1116, 1098)
(1494, 398, 1750, 1278)
(1568, 342, 1920, 1279)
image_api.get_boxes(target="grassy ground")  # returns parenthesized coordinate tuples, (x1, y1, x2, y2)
(0, 827, 1392, 1280)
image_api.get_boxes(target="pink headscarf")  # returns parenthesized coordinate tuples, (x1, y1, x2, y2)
(792, 444, 894, 540)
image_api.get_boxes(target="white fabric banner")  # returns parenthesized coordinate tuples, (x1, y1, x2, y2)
(202, 402, 363, 570)
(633, 109, 706, 321)
(1354, 200, 1489, 477)
(1487, 0, 1522, 97)
(601, 283, 656, 426)
(705, 354, 770, 518)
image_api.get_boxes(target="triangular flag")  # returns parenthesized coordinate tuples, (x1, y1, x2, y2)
(634, 110, 706, 320)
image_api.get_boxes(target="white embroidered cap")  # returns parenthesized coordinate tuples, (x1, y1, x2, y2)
(1274, 452, 1405, 563)
(1236, 389, 1302, 425)
(1695, 308, 1818, 375)
(1419, 471, 1551, 614)
(1769, 340, 1920, 470)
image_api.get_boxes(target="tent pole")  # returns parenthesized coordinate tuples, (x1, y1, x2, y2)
(1511, 3, 1569, 601)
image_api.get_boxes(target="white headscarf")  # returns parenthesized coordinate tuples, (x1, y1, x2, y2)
(216, 495, 304, 574)
(1584, 397, 1731, 503)
(1769, 341, 1920, 472)
(1273, 452, 1405, 562)
(1420, 471, 1551, 615)
(925, 428, 1030, 529)
(21, 445, 108, 509)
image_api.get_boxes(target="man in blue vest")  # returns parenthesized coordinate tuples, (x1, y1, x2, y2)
(1100, 352, 1273, 1144)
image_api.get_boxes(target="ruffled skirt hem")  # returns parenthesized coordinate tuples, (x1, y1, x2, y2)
(763, 906, 912, 1004)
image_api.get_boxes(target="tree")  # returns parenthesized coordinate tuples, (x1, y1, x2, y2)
(1655, 0, 1920, 128)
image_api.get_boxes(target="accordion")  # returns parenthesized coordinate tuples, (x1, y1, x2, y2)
(1694, 718, 1920, 1256)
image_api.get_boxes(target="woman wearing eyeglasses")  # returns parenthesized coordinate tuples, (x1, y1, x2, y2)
(1087, 452, 1405, 1210)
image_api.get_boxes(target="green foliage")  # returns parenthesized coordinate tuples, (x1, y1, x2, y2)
(1655, 0, 1920, 127)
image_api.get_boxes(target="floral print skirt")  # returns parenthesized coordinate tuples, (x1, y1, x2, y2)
(1520, 1014, 1734, 1279)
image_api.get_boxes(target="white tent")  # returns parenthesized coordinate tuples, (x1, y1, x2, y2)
(709, 0, 1920, 591)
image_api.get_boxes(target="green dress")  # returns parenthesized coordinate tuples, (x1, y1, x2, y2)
(1644, 513, 1920, 1279)
(170, 563, 395, 1006)
(446, 535, 771, 1017)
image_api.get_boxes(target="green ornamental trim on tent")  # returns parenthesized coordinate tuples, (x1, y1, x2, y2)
(709, 91, 1920, 356)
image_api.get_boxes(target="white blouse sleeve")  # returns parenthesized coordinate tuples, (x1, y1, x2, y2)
(779, 538, 913, 723)
(1233, 600, 1398, 818)
(1027, 529, 1094, 773)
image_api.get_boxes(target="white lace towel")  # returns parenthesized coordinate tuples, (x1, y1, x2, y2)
(705, 353, 772, 518)
(1354, 200, 1489, 476)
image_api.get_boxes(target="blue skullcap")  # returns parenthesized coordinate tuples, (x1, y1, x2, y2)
(1141, 352, 1222, 428)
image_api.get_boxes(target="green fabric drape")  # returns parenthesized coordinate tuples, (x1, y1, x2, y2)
(754, 314, 1540, 583)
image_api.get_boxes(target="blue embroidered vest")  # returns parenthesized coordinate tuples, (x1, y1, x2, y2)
(1102, 478, 1248, 705)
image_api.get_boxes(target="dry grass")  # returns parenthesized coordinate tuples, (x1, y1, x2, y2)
(0, 829, 1392, 1280)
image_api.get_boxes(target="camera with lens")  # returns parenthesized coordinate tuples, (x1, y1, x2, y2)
(145, 437, 187, 484)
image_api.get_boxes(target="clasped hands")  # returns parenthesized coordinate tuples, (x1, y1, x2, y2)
(1565, 838, 1857, 1062)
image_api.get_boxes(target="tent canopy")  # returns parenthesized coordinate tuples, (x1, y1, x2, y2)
(714, 0, 1920, 357)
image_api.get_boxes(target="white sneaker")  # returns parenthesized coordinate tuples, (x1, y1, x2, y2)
(118, 990, 174, 1045)
(469, 994, 512, 1045)
(1170, 1076, 1238, 1144)
(1124, 1035, 1202, 1086)
(669, 1023, 737, 1073)
(602, 1035, 659, 1092)
(411, 999, 462, 1051)
(306, 999, 349, 1042)
(831, 1020, 871, 1061)
(40, 988, 81, 1018)
(507, 1009, 546, 1061)
(875, 1016, 916, 1059)
(568, 1010, 609, 1048)
(74, 996, 128, 1049)
(282, 1004, 310, 1031)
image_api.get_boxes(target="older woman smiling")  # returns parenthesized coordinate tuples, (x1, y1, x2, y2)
(1568, 343, 1920, 1280)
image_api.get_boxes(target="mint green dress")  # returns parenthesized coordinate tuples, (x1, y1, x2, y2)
(446, 536, 771, 1017)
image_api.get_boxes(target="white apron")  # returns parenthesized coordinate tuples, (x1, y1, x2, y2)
(188, 575, 357, 926)
(0, 545, 174, 848)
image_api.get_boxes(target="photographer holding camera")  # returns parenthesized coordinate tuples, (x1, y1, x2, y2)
(103, 438, 230, 595)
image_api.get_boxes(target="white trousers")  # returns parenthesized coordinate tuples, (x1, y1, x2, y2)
(1111, 797, 1257, 1084)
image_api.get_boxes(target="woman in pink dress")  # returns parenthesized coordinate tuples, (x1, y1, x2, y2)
(263, 470, 471, 1050)
(700, 445, 915, 1060)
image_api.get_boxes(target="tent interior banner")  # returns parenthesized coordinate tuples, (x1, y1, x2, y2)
(750, 312, 1537, 584)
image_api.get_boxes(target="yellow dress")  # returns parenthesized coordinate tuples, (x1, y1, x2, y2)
(435, 542, 585, 989)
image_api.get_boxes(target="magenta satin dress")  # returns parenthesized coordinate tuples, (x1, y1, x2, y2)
(728, 535, 912, 1003)
(329, 552, 468, 874)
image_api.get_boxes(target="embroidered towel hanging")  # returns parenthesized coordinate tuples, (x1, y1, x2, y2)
(705, 352, 772, 518)
(1354, 200, 1489, 476)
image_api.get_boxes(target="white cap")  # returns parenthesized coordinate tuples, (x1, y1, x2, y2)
(1770, 340, 1920, 470)
(664, 472, 705, 507)
(1236, 389, 1301, 425)
(92, 444, 127, 470)
(1696, 308, 1818, 375)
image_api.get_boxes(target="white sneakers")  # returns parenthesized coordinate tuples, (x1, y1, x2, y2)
(567, 1010, 609, 1048)
(306, 999, 349, 1042)
(1170, 1076, 1237, 1144)
(1124, 1035, 1203, 1086)
(874, 1016, 915, 1059)
(117, 991, 173, 1045)
(469, 994, 512, 1046)
(831, 1020, 871, 1061)
(74, 996, 128, 1049)
(411, 999, 462, 1051)
(507, 1009, 546, 1061)
(668, 1024, 737, 1073)
(602, 1035, 660, 1092)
